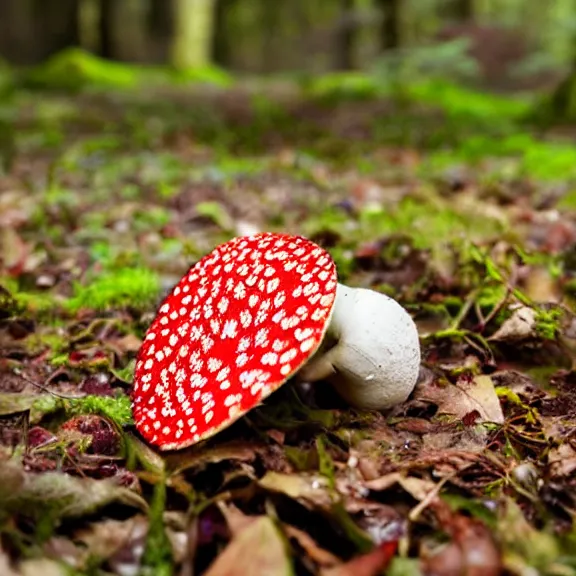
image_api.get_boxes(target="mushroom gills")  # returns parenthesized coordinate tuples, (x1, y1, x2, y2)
(297, 283, 421, 410)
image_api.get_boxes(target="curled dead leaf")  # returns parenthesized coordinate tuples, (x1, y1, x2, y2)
(424, 502, 501, 576)
(258, 471, 334, 510)
(75, 515, 148, 571)
(165, 440, 261, 475)
(320, 541, 398, 576)
(415, 374, 504, 425)
(217, 501, 260, 536)
(489, 305, 536, 342)
(204, 516, 293, 576)
(284, 524, 340, 568)
(0, 460, 147, 519)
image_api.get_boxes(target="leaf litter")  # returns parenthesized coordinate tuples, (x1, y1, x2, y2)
(1, 83, 576, 575)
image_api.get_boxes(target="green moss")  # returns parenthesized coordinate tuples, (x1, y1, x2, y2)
(557, 189, 576, 211)
(476, 284, 508, 312)
(65, 393, 133, 427)
(24, 48, 140, 92)
(358, 196, 505, 249)
(1, 279, 59, 315)
(25, 328, 69, 363)
(405, 79, 531, 121)
(171, 65, 234, 87)
(66, 268, 160, 313)
(14, 291, 59, 314)
(192, 156, 270, 183)
(534, 306, 563, 340)
(303, 72, 382, 102)
(23, 49, 229, 94)
(195, 201, 233, 230)
(424, 133, 576, 182)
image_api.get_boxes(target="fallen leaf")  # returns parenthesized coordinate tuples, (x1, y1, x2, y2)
(496, 499, 562, 575)
(489, 305, 536, 342)
(0, 393, 49, 416)
(112, 333, 143, 353)
(217, 501, 260, 536)
(0, 545, 18, 576)
(320, 541, 398, 576)
(165, 440, 261, 475)
(204, 516, 293, 576)
(362, 472, 403, 492)
(75, 515, 148, 568)
(0, 460, 147, 519)
(258, 471, 334, 509)
(416, 374, 504, 424)
(547, 442, 576, 477)
(284, 524, 340, 568)
(423, 502, 501, 576)
(18, 559, 68, 576)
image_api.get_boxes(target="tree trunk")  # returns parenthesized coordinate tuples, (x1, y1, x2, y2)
(377, 0, 400, 51)
(149, 0, 173, 37)
(333, 0, 356, 70)
(260, 0, 279, 73)
(98, 0, 116, 58)
(32, 0, 80, 61)
(442, 0, 474, 22)
(0, 0, 34, 64)
(148, 0, 173, 62)
(212, 0, 234, 67)
(171, 0, 216, 69)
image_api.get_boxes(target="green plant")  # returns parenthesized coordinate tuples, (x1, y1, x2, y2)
(66, 268, 160, 312)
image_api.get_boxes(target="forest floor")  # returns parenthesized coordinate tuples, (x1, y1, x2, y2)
(2, 73, 576, 576)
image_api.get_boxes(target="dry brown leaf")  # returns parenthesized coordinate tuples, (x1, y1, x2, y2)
(0, 460, 147, 519)
(165, 440, 261, 475)
(113, 333, 143, 353)
(362, 472, 403, 492)
(284, 524, 340, 568)
(258, 471, 334, 509)
(74, 515, 148, 563)
(320, 542, 398, 576)
(416, 374, 504, 424)
(548, 442, 576, 477)
(18, 559, 68, 576)
(204, 516, 293, 576)
(424, 502, 501, 576)
(217, 501, 260, 536)
(489, 305, 536, 342)
(363, 473, 437, 502)
(0, 545, 18, 576)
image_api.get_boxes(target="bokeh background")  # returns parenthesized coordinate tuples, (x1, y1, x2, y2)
(0, 0, 574, 91)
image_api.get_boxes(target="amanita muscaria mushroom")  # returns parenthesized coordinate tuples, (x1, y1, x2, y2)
(132, 232, 420, 450)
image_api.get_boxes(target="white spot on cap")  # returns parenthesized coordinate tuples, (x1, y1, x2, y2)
(300, 337, 316, 353)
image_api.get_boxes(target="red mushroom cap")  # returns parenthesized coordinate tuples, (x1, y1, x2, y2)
(132, 232, 337, 450)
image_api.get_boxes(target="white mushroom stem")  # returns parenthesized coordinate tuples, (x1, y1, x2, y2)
(297, 283, 421, 410)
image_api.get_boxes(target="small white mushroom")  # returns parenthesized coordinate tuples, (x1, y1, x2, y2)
(297, 283, 421, 410)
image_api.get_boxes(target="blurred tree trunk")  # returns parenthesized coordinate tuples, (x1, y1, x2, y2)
(334, 0, 356, 70)
(442, 0, 475, 21)
(98, 0, 116, 58)
(0, 0, 33, 64)
(260, 0, 280, 73)
(32, 0, 80, 61)
(171, 0, 216, 69)
(377, 0, 400, 50)
(212, 0, 234, 66)
(147, 0, 173, 62)
(540, 28, 576, 123)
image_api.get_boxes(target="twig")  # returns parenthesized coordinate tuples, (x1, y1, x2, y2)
(13, 368, 86, 400)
